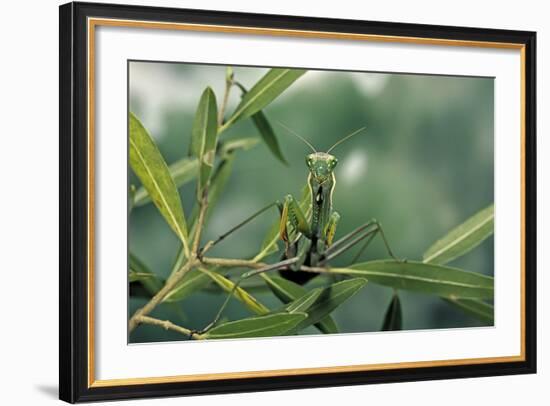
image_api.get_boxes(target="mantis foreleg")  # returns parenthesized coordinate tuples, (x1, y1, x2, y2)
(323, 211, 340, 246)
(199, 202, 280, 256)
(279, 194, 311, 243)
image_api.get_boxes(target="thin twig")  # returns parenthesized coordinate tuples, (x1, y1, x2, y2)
(191, 192, 209, 255)
(300, 265, 331, 274)
(300, 266, 362, 277)
(200, 240, 214, 256)
(136, 316, 198, 339)
(217, 75, 233, 126)
(201, 257, 268, 269)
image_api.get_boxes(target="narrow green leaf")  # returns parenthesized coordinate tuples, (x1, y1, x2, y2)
(333, 260, 493, 299)
(163, 268, 212, 302)
(252, 112, 288, 165)
(261, 274, 338, 333)
(222, 68, 306, 131)
(423, 204, 494, 265)
(198, 313, 307, 340)
(285, 288, 323, 314)
(134, 158, 199, 207)
(290, 278, 367, 333)
(198, 268, 270, 315)
(190, 87, 219, 197)
(381, 293, 402, 331)
(444, 298, 494, 324)
(234, 83, 287, 165)
(129, 112, 188, 250)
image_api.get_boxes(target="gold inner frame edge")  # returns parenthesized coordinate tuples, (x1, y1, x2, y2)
(86, 17, 527, 388)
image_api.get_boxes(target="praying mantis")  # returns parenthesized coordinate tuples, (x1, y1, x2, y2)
(195, 123, 402, 334)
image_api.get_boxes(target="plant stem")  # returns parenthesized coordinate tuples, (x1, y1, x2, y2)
(217, 76, 233, 127)
(201, 257, 268, 269)
(136, 315, 198, 339)
(192, 193, 209, 255)
(300, 265, 330, 274)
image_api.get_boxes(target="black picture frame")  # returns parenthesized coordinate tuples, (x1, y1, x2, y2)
(59, 1, 537, 403)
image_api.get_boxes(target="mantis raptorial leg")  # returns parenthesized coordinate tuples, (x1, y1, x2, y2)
(199, 202, 280, 257)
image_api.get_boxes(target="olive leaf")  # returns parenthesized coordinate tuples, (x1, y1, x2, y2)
(197, 313, 308, 340)
(129, 112, 189, 251)
(190, 87, 219, 198)
(221, 68, 306, 131)
(234, 82, 288, 165)
(133, 158, 198, 207)
(423, 204, 494, 265)
(284, 288, 323, 314)
(334, 260, 494, 299)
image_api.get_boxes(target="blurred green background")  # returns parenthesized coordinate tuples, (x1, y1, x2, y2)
(128, 62, 494, 343)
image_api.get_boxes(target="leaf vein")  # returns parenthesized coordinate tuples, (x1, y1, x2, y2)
(340, 269, 492, 290)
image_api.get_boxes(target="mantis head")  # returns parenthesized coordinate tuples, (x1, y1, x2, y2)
(306, 152, 338, 183)
(276, 121, 366, 183)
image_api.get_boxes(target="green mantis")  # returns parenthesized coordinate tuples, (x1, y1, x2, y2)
(195, 124, 402, 333)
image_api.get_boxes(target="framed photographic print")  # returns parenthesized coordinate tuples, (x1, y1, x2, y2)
(59, 1, 537, 403)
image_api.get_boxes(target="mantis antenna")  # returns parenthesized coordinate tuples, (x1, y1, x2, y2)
(326, 126, 366, 153)
(275, 120, 317, 153)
